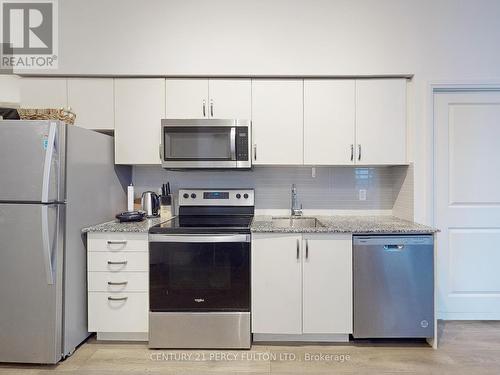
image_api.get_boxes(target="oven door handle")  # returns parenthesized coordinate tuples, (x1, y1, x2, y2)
(149, 234, 251, 243)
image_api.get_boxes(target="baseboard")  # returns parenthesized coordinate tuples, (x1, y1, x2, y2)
(96, 332, 148, 341)
(253, 333, 349, 342)
(437, 312, 500, 320)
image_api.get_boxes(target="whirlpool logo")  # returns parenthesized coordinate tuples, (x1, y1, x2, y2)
(1, 0, 58, 69)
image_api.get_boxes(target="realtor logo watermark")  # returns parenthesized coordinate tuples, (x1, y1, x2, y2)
(1, 0, 58, 69)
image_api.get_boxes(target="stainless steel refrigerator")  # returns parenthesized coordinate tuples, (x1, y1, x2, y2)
(0, 120, 130, 364)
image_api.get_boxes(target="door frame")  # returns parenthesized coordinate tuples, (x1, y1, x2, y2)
(430, 82, 500, 321)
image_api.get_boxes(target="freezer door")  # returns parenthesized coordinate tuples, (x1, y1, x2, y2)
(0, 203, 64, 364)
(0, 121, 65, 203)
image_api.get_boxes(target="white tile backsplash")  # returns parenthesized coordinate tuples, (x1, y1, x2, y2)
(132, 165, 411, 213)
(392, 164, 414, 221)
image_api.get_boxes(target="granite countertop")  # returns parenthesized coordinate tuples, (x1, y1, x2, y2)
(82, 216, 171, 233)
(83, 215, 436, 234)
(250, 215, 438, 234)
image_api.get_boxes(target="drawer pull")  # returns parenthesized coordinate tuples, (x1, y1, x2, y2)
(107, 296, 128, 301)
(107, 240, 127, 245)
(107, 261, 128, 265)
(108, 281, 128, 286)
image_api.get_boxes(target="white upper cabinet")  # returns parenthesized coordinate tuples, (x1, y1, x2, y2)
(302, 235, 353, 334)
(67, 78, 114, 130)
(355, 79, 407, 165)
(114, 79, 165, 165)
(165, 78, 251, 119)
(252, 234, 303, 334)
(304, 80, 355, 165)
(251, 80, 304, 165)
(208, 79, 251, 119)
(165, 79, 209, 118)
(19, 78, 67, 108)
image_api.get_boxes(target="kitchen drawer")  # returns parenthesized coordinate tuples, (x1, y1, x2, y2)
(88, 272, 148, 292)
(88, 232, 148, 252)
(88, 292, 148, 333)
(88, 252, 148, 272)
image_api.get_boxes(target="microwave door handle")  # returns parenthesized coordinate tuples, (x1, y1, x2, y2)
(230, 127, 236, 161)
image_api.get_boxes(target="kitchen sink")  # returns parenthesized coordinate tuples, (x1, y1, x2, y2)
(271, 217, 325, 229)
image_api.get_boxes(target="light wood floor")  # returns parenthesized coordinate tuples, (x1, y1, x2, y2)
(1, 321, 500, 374)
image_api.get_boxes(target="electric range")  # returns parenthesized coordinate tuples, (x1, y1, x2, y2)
(148, 188, 254, 349)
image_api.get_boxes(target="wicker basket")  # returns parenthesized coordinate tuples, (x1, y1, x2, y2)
(18, 108, 76, 125)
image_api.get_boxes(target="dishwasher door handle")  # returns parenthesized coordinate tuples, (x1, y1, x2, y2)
(384, 244, 405, 251)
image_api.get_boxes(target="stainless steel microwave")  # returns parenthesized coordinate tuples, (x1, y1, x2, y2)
(160, 119, 251, 169)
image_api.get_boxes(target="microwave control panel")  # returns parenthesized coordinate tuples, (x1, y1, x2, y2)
(236, 127, 249, 161)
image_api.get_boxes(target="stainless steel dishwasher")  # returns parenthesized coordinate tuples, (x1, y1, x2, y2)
(353, 235, 434, 339)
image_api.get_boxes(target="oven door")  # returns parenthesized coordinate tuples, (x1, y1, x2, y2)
(149, 234, 250, 312)
(161, 120, 237, 168)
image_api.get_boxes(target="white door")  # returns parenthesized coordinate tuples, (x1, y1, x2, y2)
(251, 80, 303, 165)
(355, 79, 407, 165)
(435, 90, 500, 319)
(114, 79, 165, 165)
(165, 79, 208, 118)
(19, 78, 67, 108)
(302, 234, 352, 334)
(252, 234, 302, 334)
(208, 79, 251, 119)
(304, 80, 355, 165)
(67, 78, 114, 130)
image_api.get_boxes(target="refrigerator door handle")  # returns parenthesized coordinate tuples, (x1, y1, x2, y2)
(41, 122, 57, 203)
(41, 205, 55, 285)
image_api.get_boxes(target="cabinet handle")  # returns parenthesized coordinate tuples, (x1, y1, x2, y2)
(350, 144, 354, 161)
(253, 144, 257, 161)
(108, 296, 128, 301)
(296, 239, 300, 259)
(202, 100, 206, 117)
(210, 100, 214, 117)
(358, 144, 362, 161)
(306, 239, 309, 259)
(108, 281, 128, 286)
(107, 261, 128, 265)
(107, 240, 127, 245)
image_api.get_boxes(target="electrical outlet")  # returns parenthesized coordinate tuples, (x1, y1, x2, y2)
(359, 189, 367, 201)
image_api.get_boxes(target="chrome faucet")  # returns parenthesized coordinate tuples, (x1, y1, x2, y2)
(291, 184, 303, 217)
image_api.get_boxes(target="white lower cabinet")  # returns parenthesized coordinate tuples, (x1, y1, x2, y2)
(252, 233, 352, 340)
(302, 234, 352, 334)
(251, 234, 302, 334)
(87, 232, 149, 340)
(88, 272, 149, 293)
(88, 292, 149, 333)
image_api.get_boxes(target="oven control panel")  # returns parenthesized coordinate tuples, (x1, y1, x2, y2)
(179, 189, 254, 206)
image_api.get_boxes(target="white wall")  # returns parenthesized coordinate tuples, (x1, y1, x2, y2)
(30, 0, 500, 224)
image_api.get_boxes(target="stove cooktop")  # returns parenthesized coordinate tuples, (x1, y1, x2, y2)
(149, 215, 254, 234)
(150, 188, 255, 234)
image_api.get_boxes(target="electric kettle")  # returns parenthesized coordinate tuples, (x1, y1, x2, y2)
(141, 191, 160, 217)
